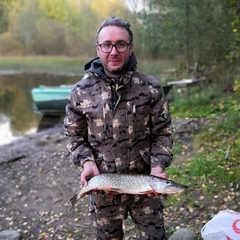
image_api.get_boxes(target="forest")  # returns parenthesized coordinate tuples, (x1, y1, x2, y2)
(0, 0, 238, 63)
(0, 0, 240, 86)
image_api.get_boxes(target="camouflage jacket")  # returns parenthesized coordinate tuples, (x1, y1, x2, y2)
(64, 54, 173, 174)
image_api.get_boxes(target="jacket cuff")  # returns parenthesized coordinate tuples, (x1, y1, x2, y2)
(70, 150, 95, 168)
(80, 157, 95, 168)
(151, 155, 172, 170)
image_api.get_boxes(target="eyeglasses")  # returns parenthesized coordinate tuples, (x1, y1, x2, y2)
(98, 42, 130, 53)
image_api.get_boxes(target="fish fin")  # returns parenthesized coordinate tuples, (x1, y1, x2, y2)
(70, 191, 92, 209)
(139, 190, 155, 195)
(109, 187, 122, 191)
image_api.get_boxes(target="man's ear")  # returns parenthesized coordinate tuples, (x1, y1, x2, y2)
(96, 44, 100, 57)
(129, 43, 133, 56)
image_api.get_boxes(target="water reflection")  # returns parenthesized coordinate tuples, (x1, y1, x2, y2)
(0, 72, 81, 146)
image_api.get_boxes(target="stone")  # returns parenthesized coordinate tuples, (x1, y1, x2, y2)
(0, 230, 21, 240)
(169, 228, 198, 240)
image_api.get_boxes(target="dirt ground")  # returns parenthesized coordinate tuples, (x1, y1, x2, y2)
(0, 118, 239, 240)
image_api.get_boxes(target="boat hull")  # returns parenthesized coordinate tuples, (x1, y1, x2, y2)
(31, 85, 71, 114)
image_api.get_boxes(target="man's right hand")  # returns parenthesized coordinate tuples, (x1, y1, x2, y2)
(80, 161, 100, 186)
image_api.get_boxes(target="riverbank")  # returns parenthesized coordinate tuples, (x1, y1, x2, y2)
(0, 118, 238, 239)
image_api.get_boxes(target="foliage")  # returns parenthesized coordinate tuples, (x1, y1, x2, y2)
(226, 0, 240, 61)
(138, 0, 234, 69)
(233, 74, 240, 96)
(0, 0, 239, 77)
(38, 0, 86, 34)
(0, 3, 7, 33)
(0, 33, 24, 55)
(0, 0, 133, 56)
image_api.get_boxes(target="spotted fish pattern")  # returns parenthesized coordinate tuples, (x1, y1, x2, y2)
(70, 173, 187, 207)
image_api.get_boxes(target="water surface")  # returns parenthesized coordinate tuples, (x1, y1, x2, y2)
(0, 71, 82, 146)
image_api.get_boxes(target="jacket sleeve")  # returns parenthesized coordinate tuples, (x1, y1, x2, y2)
(63, 86, 95, 167)
(150, 84, 173, 170)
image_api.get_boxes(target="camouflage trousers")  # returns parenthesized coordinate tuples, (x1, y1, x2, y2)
(89, 192, 168, 240)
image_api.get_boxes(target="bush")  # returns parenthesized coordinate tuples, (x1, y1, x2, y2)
(0, 33, 24, 56)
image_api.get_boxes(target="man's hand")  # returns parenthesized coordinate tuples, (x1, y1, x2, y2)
(80, 161, 100, 186)
(148, 166, 167, 197)
(150, 166, 167, 179)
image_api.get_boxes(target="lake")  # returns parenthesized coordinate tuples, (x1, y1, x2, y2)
(0, 71, 83, 146)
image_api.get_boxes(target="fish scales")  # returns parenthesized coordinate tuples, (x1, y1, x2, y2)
(70, 174, 187, 207)
(81, 174, 153, 195)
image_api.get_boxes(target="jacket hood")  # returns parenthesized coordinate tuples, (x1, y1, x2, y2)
(84, 52, 137, 77)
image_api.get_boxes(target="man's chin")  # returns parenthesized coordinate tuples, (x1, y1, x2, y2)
(106, 66, 124, 75)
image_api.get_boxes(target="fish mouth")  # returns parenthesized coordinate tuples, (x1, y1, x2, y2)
(165, 185, 188, 194)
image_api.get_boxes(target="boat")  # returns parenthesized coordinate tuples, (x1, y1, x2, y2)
(31, 82, 172, 115)
(31, 85, 72, 115)
(31, 74, 88, 115)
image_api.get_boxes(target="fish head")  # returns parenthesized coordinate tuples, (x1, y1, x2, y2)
(150, 176, 187, 194)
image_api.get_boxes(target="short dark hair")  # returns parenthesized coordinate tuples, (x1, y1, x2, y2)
(96, 16, 133, 43)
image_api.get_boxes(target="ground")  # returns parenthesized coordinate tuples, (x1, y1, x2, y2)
(0, 118, 239, 240)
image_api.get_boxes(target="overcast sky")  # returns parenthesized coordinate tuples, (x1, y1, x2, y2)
(123, 0, 145, 12)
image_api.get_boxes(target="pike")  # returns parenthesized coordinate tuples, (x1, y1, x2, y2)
(70, 173, 187, 206)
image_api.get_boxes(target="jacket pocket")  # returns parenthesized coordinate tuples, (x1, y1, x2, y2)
(127, 100, 151, 141)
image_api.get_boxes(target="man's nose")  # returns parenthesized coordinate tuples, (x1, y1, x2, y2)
(110, 45, 118, 54)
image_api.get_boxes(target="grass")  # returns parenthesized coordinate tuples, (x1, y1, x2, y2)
(169, 86, 222, 118)
(168, 87, 240, 196)
(0, 56, 89, 75)
(165, 89, 239, 236)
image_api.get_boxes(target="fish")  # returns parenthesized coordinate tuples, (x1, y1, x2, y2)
(70, 173, 187, 207)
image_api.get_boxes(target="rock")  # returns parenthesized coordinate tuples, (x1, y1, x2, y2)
(0, 230, 21, 240)
(169, 228, 198, 240)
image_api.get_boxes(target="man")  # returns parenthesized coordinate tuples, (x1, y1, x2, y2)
(64, 16, 173, 240)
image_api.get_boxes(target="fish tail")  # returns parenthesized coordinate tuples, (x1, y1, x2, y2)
(70, 194, 78, 207)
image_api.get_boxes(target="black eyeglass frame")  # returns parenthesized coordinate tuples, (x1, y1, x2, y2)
(98, 42, 130, 53)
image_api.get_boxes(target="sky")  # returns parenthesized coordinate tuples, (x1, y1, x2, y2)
(123, 0, 145, 12)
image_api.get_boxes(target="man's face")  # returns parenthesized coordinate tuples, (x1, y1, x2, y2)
(96, 26, 133, 78)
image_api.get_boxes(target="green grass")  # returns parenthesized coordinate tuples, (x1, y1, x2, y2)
(168, 90, 240, 192)
(169, 87, 223, 118)
(165, 90, 239, 236)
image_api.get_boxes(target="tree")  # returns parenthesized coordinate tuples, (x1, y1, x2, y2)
(0, 0, 138, 56)
(227, 0, 240, 62)
(0, 0, 21, 33)
(138, 0, 235, 71)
